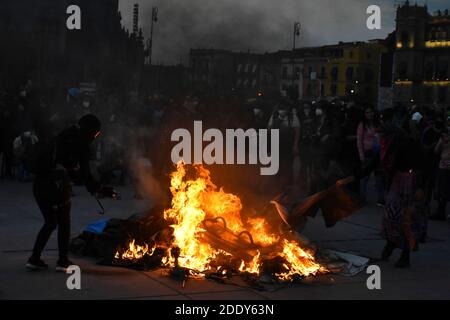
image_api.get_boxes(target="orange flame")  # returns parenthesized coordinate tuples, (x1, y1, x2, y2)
(275, 240, 325, 280)
(239, 251, 261, 274)
(116, 162, 326, 280)
(246, 217, 279, 246)
(115, 239, 153, 260)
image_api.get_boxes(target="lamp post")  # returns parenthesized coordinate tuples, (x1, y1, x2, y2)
(293, 22, 301, 50)
(148, 7, 158, 66)
(291, 22, 301, 88)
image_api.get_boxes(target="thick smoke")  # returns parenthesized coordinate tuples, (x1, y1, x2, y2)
(119, 0, 397, 64)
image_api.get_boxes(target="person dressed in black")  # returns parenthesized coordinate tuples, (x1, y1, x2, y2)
(422, 113, 446, 210)
(298, 102, 316, 194)
(26, 114, 116, 271)
(268, 99, 301, 192)
(378, 109, 426, 267)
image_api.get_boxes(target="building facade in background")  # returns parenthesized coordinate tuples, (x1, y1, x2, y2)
(0, 0, 144, 93)
(186, 49, 235, 96)
(323, 41, 386, 104)
(187, 41, 386, 105)
(393, 1, 450, 107)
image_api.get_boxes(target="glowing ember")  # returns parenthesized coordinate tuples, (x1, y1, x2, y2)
(239, 251, 261, 274)
(115, 162, 326, 281)
(246, 217, 279, 246)
(275, 239, 327, 281)
(115, 239, 153, 260)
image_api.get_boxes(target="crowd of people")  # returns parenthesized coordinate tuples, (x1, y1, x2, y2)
(254, 98, 450, 268)
(1, 82, 449, 269)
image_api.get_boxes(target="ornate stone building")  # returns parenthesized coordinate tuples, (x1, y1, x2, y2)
(393, 1, 450, 107)
(0, 0, 144, 92)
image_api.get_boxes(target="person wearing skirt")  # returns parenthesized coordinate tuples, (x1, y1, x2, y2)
(379, 109, 426, 268)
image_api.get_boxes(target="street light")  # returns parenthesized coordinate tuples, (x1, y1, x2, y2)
(293, 22, 301, 50)
(147, 7, 158, 65)
(291, 22, 301, 90)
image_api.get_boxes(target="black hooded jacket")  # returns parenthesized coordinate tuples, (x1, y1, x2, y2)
(29, 125, 101, 194)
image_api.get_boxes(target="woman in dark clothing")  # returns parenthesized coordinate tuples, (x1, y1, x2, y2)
(340, 103, 363, 196)
(379, 109, 426, 268)
(299, 102, 316, 194)
(311, 102, 342, 193)
(421, 112, 444, 207)
(357, 107, 384, 204)
(268, 99, 301, 190)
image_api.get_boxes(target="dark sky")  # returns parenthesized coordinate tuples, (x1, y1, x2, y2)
(118, 0, 447, 65)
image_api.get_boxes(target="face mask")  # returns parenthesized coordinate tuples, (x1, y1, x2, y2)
(315, 109, 323, 117)
(82, 101, 90, 108)
(278, 110, 288, 117)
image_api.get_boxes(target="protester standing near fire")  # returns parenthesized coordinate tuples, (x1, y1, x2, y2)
(298, 102, 316, 194)
(357, 106, 384, 205)
(339, 101, 362, 196)
(379, 109, 426, 268)
(268, 99, 300, 193)
(26, 114, 117, 271)
(311, 102, 343, 192)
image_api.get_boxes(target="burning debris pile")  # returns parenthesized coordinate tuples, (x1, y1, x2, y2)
(111, 163, 328, 283)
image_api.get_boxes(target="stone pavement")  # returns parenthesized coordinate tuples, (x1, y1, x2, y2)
(1, 180, 449, 300)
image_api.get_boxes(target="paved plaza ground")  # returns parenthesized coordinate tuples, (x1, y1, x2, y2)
(1, 180, 449, 300)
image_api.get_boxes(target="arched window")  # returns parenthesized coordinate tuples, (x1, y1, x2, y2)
(306, 83, 312, 96)
(438, 87, 447, 103)
(437, 27, 445, 40)
(401, 31, 409, 46)
(430, 28, 437, 40)
(398, 61, 408, 79)
(282, 66, 288, 78)
(330, 84, 337, 96)
(425, 61, 434, 80)
(346, 67, 354, 81)
(437, 61, 448, 79)
(330, 67, 338, 81)
(365, 68, 374, 82)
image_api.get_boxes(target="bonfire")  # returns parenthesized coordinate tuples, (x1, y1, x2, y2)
(114, 162, 327, 282)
